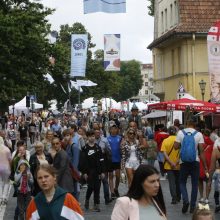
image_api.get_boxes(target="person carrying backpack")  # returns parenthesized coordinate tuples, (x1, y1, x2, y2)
(174, 120, 208, 214)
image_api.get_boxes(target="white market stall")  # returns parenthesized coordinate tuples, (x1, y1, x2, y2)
(9, 96, 43, 115)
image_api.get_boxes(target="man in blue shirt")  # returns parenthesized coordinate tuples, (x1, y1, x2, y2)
(107, 122, 122, 199)
(51, 119, 62, 138)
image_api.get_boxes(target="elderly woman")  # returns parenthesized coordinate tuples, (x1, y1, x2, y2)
(29, 141, 53, 196)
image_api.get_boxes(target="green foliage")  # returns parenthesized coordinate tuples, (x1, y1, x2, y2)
(0, 0, 54, 110)
(114, 60, 143, 101)
(0, 1, 143, 111)
(147, 0, 155, 16)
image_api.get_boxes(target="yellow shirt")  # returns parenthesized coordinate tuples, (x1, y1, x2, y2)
(161, 136, 180, 170)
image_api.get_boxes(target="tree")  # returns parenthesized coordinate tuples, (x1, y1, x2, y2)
(0, 0, 54, 111)
(113, 60, 143, 101)
(48, 22, 96, 108)
(147, 0, 155, 16)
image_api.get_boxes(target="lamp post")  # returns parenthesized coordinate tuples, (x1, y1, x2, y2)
(199, 79, 206, 101)
(11, 97, 16, 129)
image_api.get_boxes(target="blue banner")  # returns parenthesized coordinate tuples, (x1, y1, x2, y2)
(70, 34, 88, 77)
(84, 0, 126, 14)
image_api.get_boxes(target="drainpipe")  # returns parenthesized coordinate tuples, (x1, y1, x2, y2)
(192, 34, 196, 97)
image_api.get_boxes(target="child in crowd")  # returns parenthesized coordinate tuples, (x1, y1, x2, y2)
(14, 160, 33, 220)
(213, 167, 220, 213)
(192, 204, 214, 220)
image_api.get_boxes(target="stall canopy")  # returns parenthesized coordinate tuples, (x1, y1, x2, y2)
(148, 98, 220, 113)
(142, 111, 167, 119)
(9, 96, 43, 114)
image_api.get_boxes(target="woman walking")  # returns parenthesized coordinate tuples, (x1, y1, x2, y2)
(0, 137, 11, 205)
(29, 141, 53, 196)
(26, 164, 83, 220)
(111, 164, 167, 220)
(121, 128, 143, 187)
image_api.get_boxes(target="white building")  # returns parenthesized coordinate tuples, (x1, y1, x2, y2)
(131, 64, 159, 102)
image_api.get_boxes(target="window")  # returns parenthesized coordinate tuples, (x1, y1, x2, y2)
(165, 9, 167, 31)
(161, 11, 164, 33)
(145, 82, 148, 86)
(171, 49, 174, 76)
(170, 4, 173, 27)
(178, 47, 181, 73)
(174, 1, 178, 24)
(145, 90, 148, 95)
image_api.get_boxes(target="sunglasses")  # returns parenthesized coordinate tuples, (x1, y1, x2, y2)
(52, 142, 60, 145)
(129, 132, 135, 135)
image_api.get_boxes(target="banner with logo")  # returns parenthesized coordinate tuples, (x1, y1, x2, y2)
(70, 34, 88, 77)
(84, 0, 126, 14)
(208, 21, 220, 104)
(104, 34, 120, 71)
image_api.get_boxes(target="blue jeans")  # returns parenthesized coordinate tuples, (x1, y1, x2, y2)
(73, 181, 80, 201)
(102, 175, 110, 201)
(179, 161, 199, 208)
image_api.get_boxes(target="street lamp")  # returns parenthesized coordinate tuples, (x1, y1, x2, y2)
(11, 97, 16, 129)
(199, 79, 206, 101)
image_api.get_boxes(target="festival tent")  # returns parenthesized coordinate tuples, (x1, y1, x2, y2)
(9, 96, 43, 114)
(142, 111, 167, 119)
(148, 98, 220, 113)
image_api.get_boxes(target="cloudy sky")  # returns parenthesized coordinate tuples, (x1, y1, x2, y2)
(41, 0, 154, 63)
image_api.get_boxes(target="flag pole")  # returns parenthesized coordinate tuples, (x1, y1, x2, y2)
(78, 86, 81, 107)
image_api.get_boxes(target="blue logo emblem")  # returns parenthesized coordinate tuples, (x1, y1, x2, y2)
(73, 38, 86, 50)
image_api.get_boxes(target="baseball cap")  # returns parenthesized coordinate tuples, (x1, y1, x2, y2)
(109, 120, 117, 128)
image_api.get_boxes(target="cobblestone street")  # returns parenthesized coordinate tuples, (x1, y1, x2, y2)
(2, 177, 220, 220)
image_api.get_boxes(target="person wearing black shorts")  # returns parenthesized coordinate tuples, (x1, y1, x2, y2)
(107, 122, 122, 199)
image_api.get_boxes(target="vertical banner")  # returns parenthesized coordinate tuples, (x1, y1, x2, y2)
(84, 0, 126, 14)
(208, 21, 220, 104)
(104, 34, 120, 71)
(70, 34, 88, 77)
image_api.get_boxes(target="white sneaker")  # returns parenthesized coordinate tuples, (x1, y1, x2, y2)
(160, 176, 166, 181)
(204, 199, 209, 204)
(199, 198, 204, 203)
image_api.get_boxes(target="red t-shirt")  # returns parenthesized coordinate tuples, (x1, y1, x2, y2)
(155, 132, 169, 151)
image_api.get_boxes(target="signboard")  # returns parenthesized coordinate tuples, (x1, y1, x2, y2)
(104, 34, 120, 71)
(70, 34, 88, 77)
(84, 0, 126, 14)
(207, 21, 220, 104)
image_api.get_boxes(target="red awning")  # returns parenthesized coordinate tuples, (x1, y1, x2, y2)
(148, 98, 220, 113)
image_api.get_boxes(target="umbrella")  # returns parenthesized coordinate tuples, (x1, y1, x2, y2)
(148, 98, 220, 113)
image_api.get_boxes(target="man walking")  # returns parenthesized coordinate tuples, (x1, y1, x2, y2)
(174, 120, 207, 213)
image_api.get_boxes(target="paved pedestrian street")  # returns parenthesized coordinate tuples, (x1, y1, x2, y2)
(2, 178, 220, 220)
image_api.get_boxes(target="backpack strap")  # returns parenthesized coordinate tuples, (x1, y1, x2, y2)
(192, 131, 198, 137)
(182, 130, 187, 135)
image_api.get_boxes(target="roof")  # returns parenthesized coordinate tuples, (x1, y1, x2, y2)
(142, 64, 153, 69)
(148, 0, 220, 49)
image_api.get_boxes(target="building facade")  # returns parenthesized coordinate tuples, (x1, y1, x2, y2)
(148, 0, 220, 101)
(131, 64, 159, 102)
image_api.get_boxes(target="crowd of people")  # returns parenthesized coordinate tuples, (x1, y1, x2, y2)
(0, 104, 220, 220)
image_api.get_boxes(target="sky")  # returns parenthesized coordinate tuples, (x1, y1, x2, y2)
(41, 0, 154, 63)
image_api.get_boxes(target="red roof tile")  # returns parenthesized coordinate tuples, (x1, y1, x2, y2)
(148, 0, 220, 49)
(177, 0, 220, 32)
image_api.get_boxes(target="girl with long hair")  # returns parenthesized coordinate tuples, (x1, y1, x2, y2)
(111, 164, 166, 220)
